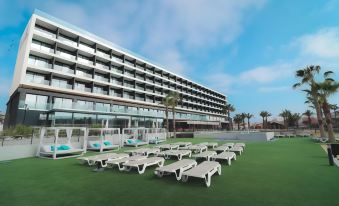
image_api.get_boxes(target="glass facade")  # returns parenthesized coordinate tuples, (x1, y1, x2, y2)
(24, 94, 48, 110)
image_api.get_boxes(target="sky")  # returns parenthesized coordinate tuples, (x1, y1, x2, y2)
(0, 0, 338, 121)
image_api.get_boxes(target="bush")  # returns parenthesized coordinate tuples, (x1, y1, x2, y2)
(1, 125, 33, 137)
(90, 123, 103, 128)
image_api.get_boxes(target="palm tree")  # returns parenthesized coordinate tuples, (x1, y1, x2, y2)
(233, 114, 243, 131)
(245, 113, 254, 130)
(259, 111, 269, 129)
(279, 109, 291, 129)
(291, 113, 301, 128)
(266, 112, 272, 129)
(317, 78, 339, 143)
(161, 95, 172, 138)
(330, 104, 338, 119)
(293, 65, 326, 138)
(223, 104, 235, 130)
(240, 113, 246, 129)
(168, 91, 182, 138)
(303, 110, 314, 128)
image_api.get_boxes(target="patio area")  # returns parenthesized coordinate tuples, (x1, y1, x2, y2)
(0, 138, 338, 206)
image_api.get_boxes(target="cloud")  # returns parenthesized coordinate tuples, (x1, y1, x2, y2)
(27, 0, 265, 77)
(295, 27, 339, 58)
(239, 64, 293, 84)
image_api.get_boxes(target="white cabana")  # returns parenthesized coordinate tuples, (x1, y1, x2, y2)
(146, 128, 167, 144)
(36, 127, 87, 159)
(122, 127, 148, 147)
(86, 128, 121, 152)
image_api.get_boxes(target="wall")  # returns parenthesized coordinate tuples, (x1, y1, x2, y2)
(194, 131, 275, 141)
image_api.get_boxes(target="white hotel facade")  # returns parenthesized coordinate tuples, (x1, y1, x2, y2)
(5, 10, 228, 131)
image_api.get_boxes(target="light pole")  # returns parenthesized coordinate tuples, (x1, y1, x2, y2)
(22, 104, 29, 124)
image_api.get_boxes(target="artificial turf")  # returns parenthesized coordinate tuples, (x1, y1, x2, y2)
(0, 138, 338, 206)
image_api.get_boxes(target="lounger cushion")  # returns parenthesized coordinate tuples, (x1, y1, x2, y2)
(127, 139, 135, 144)
(59, 145, 71, 150)
(104, 141, 112, 146)
(93, 143, 100, 148)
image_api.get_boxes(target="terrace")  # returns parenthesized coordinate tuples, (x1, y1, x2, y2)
(0, 138, 338, 206)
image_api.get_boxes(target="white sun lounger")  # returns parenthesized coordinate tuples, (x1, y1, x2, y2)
(92, 153, 129, 168)
(77, 153, 123, 166)
(234, 143, 246, 148)
(187, 145, 208, 153)
(211, 152, 236, 165)
(156, 144, 179, 151)
(197, 142, 218, 148)
(192, 151, 217, 161)
(214, 145, 229, 153)
(123, 157, 165, 174)
(154, 159, 197, 180)
(172, 142, 192, 148)
(125, 148, 160, 157)
(156, 150, 192, 160)
(182, 161, 221, 187)
(229, 146, 243, 155)
(223, 143, 235, 148)
(106, 156, 147, 170)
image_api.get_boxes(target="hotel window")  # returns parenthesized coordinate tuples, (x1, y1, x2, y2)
(78, 54, 93, 65)
(54, 62, 74, 74)
(73, 113, 96, 125)
(53, 97, 73, 109)
(54, 112, 73, 125)
(112, 105, 125, 113)
(76, 100, 94, 110)
(96, 102, 110, 112)
(58, 33, 77, 46)
(24, 94, 48, 110)
(56, 47, 76, 60)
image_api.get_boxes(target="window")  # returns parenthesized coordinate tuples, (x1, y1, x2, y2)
(53, 97, 73, 109)
(24, 94, 48, 110)
(75, 100, 93, 110)
(54, 112, 73, 125)
(96, 103, 110, 112)
(73, 113, 96, 125)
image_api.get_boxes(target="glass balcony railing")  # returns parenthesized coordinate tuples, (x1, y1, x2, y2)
(78, 57, 93, 65)
(58, 36, 77, 46)
(51, 82, 72, 90)
(96, 63, 109, 70)
(56, 51, 76, 60)
(96, 50, 110, 59)
(54, 65, 74, 74)
(74, 86, 92, 93)
(75, 70, 92, 78)
(34, 27, 56, 39)
(25, 78, 50, 85)
(112, 56, 123, 63)
(135, 86, 145, 91)
(96, 105, 110, 112)
(93, 90, 108, 95)
(30, 60, 52, 69)
(79, 44, 95, 53)
(94, 76, 109, 82)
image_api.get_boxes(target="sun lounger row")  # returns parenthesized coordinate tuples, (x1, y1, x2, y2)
(155, 160, 221, 187)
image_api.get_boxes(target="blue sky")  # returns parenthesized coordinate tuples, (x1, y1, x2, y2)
(0, 0, 338, 121)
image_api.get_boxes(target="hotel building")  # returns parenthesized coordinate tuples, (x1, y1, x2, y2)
(5, 10, 228, 131)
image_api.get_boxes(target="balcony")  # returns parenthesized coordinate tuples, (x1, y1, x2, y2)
(74, 86, 92, 93)
(34, 27, 56, 39)
(96, 63, 109, 70)
(58, 35, 77, 47)
(75, 70, 92, 79)
(78, 56, 93, 65)
(56, 50, 76, 61)
(25, 78, 50, 86)
(96, 50, 110, 59)
(54, 64, 74, 74)
(79, 43, 95, 53)
(94, 75, 109, 83)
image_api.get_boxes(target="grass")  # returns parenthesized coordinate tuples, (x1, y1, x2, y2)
(0, 138, 338, 206)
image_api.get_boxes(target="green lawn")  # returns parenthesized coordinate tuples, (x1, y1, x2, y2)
(0, 138, 338, 206)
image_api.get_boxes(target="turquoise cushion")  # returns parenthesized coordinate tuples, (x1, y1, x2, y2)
(93, 143, 100, 148)
(51, 146, 55, 151)
(135, 139, 142, 143)
(60, 145, 71, 150)
(127, 139, 135, 144)
(104, 141, 112, 146)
